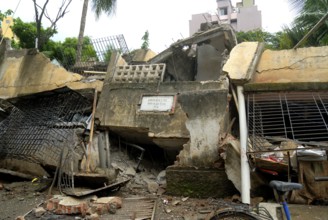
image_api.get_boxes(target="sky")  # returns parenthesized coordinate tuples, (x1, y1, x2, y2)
(1, 0, 296, 53)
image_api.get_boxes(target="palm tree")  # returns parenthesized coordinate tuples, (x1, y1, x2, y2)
(286, 0, 328, 47)
(288, 0, 305, 13)
(76, 0, 117, 62)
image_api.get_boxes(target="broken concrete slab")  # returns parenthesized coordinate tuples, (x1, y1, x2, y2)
(221, 137, 267, 196)
(0, 158, 48, 177)
(33, 207, 46, 218)
(195, 44, 222, 81)
(223, 42, 264, 84)
(130, 49, 157, 64)
(0, 47, 102, 99)
(149, 24, 236, 82)
(94, 196, 122, 208)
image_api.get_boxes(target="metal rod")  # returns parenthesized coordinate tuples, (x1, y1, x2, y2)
(237, 86, 250, 204)
(314, 176, 328, 181)
(122, 141, 145, 172)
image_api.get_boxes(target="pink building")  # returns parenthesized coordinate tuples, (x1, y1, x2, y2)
(189, 0, 262, 36)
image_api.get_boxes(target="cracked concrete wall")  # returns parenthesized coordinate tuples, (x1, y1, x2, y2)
(245, 46, 328, 91)
(175, 80, 230, 167)
(0, 48, 102, 99)
(224, 44, 328, 90)
(96, 80, 229, 167)
(255, 46, 328, 82)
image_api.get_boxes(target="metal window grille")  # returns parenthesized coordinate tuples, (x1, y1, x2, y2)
(247, 92, 328, 153)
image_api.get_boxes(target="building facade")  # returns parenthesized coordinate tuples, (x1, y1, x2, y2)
(189, 0, 262, 36)
(0, 17, 16, 40)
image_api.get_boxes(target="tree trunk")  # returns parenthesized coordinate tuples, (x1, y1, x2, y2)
(76, 0, 89, 62)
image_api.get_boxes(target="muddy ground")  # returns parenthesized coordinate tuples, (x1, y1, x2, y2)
(0, 178, 254, 220)
(0, 145, 272, 220)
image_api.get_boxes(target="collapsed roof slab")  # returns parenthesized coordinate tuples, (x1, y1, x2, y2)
(223, 42, 264, 85)
(96, 80, 230, 166)
(149, 25, 237, 82)
(0, 48, 102, 99)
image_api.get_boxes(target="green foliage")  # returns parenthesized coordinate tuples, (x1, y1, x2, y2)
(274, 31, 295, 49)
(0, 9, 13, 22)
(286, 0, 328, 47)
(10, 40, 20, 49)
(238, 0, 328, 49)
(11, 18, 57, 49)
(236, 29, 283, 49)
(42, 37, 97, 70)
(91, 0, 117, 19)
(82, 37, 98, 59)
(141, 30, 149, 50)
(10, 18, 37, 48)
(103, 44, 115, 62)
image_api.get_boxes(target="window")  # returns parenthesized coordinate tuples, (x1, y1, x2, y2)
(219, 7, 228, 16)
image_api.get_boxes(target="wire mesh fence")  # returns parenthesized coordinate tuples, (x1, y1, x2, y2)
(55, 35, 130, 76)
(0, 88, 91, 167)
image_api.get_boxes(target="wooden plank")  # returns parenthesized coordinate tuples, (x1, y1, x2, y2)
(82, 70, 107, 75)
(86, 89, 98, 173)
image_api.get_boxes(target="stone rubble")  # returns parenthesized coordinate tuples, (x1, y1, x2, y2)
(33, 206, 46, 217)
(45, 195, 123, 218)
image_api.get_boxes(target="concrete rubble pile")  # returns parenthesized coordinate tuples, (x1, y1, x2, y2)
(1, 21, 328, 219)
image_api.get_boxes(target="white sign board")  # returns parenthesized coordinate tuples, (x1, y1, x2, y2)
(140, 96, 174, 112)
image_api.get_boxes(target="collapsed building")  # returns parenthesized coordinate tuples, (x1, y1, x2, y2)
(96, 24, 238, 198)
(0, 22, 327, 206)
(226, 44, 328, 204)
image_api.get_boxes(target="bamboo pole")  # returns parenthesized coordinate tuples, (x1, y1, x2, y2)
(86, 89, 98, 173)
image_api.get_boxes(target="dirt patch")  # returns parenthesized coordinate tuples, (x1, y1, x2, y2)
(0, 147, 258, 220)
(0, 179, 46, 219)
